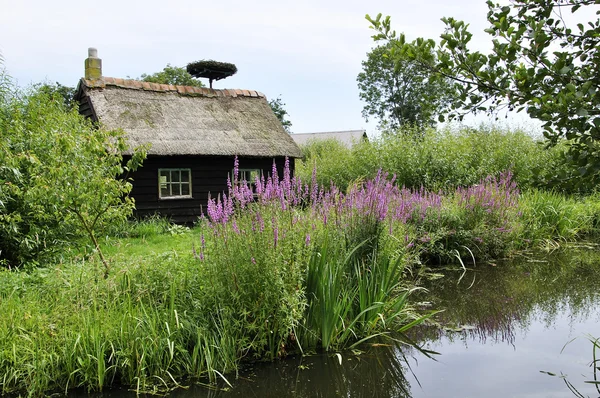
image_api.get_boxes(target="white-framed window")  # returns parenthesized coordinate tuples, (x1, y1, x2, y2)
(232, 168, 262, 193)
(159, 168, 192, 199)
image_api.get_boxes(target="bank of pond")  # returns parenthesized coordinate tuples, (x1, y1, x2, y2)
(1, 168, 600, 397)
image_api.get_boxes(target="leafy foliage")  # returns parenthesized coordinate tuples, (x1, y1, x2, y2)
(357, 42, 455, 130)
(3, 155, 600, 395)
(0, 79, 146, 272)
(269, 96, 292, 133)
(297, 126, 561, 193)
(187, 60, 238, 87)
(367, 0, 600, 189)
(36, 82, 77, 108)
(140, 64, 204, 87)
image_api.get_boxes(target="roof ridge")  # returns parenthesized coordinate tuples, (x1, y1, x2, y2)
(294, 129, 366, 135)
(80, 77, 266, 99)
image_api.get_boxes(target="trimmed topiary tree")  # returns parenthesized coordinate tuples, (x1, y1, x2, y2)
(187, 60, 238, 88)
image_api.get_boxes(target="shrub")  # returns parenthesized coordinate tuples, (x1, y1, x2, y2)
(0, 79, 146, 272)
(296, 125, 561, 193)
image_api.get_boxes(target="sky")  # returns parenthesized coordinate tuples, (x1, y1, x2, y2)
(0, 0, 535, 135)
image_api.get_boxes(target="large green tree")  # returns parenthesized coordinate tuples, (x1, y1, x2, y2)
(140, 64, 204, 87)
(368, 0, 600, 188)
(0, 77, 146, 274)
(357, 42, 454, 130)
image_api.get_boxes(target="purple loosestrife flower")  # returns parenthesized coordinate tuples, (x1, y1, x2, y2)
(272, 160, 279, 187)
(222, 193, 233, 223)
(305, 233, 311, 246)
(226, 174, 233, 195)
(283, 157, 292, 199)
(310, 167, 318, 205)
(207, 194, 228, 224)
(233, 156, 240, 185)
(255, 174, 264, 197)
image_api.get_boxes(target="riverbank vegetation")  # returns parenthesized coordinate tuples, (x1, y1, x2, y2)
(3, 53, 600, 397)
(296, 126, 568, 193)
(2, 146, 600, 395)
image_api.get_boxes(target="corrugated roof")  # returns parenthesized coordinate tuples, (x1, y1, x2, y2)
(77, 77, 302, 158)
(292, 130, 367, 148)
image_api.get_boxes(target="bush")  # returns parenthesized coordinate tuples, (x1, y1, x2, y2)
(0, 78, 146, 271)
(296, 125, 561, 193)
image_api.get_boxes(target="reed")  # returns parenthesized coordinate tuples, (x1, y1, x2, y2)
(517, 189, 600, 245)
(297, 125, 561, 192)
(3, 156, 600, 396)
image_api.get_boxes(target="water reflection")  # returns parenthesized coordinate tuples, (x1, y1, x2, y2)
(172, 343, 412, 398)
(406, 247, 600, 398)
(416, 248, 600, 347)
(73, 248, 600, 397)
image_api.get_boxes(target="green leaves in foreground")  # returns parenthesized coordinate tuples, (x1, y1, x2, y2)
(300, 237, 433, 351)
(367, 0, 600, 190)
(0, 79, 147, 272)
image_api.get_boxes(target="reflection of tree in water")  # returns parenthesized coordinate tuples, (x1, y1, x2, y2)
(171, 249, 600, 398)
(180, 340, 413, 398)
(411, 248, 600, 347)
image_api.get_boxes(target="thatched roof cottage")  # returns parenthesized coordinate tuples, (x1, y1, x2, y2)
(75, 48, 302, 222)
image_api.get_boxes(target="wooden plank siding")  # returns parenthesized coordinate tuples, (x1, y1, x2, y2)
(125, 155, 292, 223)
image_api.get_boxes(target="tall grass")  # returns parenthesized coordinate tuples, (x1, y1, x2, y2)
(3, 154, 600, 396)
(297, 125, 562, 192)
(518, 190, 600, 246)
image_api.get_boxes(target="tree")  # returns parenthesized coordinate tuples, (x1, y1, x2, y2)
(367, 0, 600, 188)
(187, 60, 237, 88)
(37, 82, 77, 109)
(357, 42, 455, 130)
(140, 64, 204, 87)
(0, 79, 146, 274)
(269, 96, 292, 133)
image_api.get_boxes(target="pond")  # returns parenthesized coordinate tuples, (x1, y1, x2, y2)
(74, 247, 600, 397)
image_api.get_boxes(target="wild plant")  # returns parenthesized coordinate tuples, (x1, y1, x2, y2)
(296, 126, 561, 193)
(0, 153, 567, 396)
(410, 172, 520, 263)
(518, 189, 600, 245)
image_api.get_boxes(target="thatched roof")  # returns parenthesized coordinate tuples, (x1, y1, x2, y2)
(292, 130, 368, 148)
(76, 77, 302, 158)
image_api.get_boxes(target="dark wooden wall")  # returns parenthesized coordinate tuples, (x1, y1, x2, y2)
(126, 155, 293, 223)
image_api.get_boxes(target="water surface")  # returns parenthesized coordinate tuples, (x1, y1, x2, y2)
(75, 248, 600, 397)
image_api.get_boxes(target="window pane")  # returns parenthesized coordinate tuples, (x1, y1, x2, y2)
(181, 170, 190, 183)
(159, 169, 192, 199)
(181, 183, 190, 196)
(159, 170, 170, 182)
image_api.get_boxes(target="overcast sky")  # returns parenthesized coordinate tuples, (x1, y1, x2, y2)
(0, 0, 530, 134)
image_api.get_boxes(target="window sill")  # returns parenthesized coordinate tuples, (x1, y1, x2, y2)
(159, 196, 194, 201)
